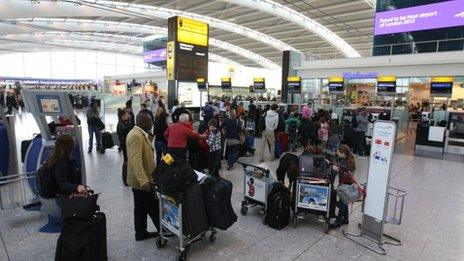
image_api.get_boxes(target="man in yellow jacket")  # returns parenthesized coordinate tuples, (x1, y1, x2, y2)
(126, 112, 159, 241)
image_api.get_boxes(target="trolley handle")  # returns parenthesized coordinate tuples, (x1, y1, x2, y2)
(238, 161, 271, 175)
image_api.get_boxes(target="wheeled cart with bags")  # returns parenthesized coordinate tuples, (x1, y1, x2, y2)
(238, 162, 273, 216)
(155, 190, 217, 261)
(292, 154, 333, 233)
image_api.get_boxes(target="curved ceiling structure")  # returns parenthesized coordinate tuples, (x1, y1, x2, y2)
(221, 0, 360, 57)
(3, 18, 279, 69)
(0, 0, 376, 66)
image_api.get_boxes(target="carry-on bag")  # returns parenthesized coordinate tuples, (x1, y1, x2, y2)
(101, 132, 114, 149)
(265, 182, 291, 230)
(201, 177, 237, 230)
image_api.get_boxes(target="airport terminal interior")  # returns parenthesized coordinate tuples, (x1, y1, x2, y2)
(1, 0, 464, 261)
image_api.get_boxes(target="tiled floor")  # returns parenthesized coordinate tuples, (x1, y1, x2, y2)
(1, 110, 464, 261)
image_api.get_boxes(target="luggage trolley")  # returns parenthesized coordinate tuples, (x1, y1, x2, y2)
(155, 190, 217, 261)
(292, 154, 333, 233)
(238, 162, 273, 216)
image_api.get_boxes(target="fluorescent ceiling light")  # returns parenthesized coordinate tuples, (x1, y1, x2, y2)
(221, 0, 361, 58)
(10, 18, 278, 69)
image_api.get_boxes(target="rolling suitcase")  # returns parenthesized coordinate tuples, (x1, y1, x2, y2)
(202, 177, 237, 230)
(183, 183, 209, 238)
(101, 132, 114, 149)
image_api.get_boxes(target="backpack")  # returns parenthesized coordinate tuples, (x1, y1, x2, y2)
(152, 159, 198, 195)
(288, 121, 298, 134)
(36, 163, 59, 199)
(351, 115, 358, 128)
(203, 105, 214, 120)
(265, 182, 291, 230)
(201, 177, 237, 230)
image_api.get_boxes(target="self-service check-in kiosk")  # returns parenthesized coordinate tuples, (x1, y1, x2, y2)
(21, 90, 86, 232)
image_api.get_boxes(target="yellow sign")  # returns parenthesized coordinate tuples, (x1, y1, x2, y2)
(166, 41, 175, 80)
(221, 77, 231, 82)
(254, 77, 265, 83)
(431, 76, 453, 83)
(329, 76, 344, 82)
(287, 76, 301, 82)
(351, 91, 358, 100)
(177, 16, 208, 47)
(377, 76, 396, 82)
(197, 78, 205, 83)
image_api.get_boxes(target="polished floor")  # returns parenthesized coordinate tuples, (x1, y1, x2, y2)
(1, 110, 464, 261)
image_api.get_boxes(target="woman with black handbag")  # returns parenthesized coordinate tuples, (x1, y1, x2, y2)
(221, 110, 241, 170)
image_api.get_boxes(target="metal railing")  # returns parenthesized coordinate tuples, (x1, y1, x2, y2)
(0, 172, 39, 210)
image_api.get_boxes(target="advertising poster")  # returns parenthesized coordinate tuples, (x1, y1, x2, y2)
(297, 184, 329, 211)
(162, 200, 180, 233)
(364, 121, 396, 220)
(374, 0, 464, 35)
(245, 170, 266, 203)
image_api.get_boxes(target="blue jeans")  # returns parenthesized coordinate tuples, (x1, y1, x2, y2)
(226, 144, 239, 168)
(155, 141, 167, 166)
(88, 126, 102, 151)
(337, 200, 349, 223)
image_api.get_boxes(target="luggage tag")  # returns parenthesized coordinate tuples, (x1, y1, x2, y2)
(162, 153, 174, 165)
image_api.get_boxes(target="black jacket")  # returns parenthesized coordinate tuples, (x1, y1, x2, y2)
(53, 158, 81, 195)
(117, 120, 131, 156)
(276, 153, 299, 182)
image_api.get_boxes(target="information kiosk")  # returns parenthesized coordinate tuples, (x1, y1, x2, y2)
(21, 89, 86, 231)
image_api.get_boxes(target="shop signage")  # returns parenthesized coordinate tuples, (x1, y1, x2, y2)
(374, 0, 464, 35)
(343, 72, 378, 80)
(0, 77, 95, 86)
(364, 121, 396, 221)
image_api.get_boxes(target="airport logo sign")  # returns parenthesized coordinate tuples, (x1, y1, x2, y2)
(374, 0, 464, 35)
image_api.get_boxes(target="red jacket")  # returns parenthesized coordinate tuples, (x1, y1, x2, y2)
(164, 122, 199, 149)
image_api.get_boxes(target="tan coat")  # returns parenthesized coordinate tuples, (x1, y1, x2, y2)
(126, 126, 156, 190)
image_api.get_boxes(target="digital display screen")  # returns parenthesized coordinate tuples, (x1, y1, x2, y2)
(287, 81, 301, 92)
(374, 0, 464, 35)
(377, 82, 397, 93)
(253, 81, 265, 91)
(197, 81, 206, 90)
(143, 49, 167, 63)
(221, 81, 231, 90)
(143, 37, 168, 68)
(328, 82, 344, 92)
(431, 82, 453, 94)
(36, 95, 62, 114)
(175, 42, 208, 82)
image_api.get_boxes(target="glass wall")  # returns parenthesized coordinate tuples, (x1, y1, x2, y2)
(373, 0, 464, 56)
(0, 51, 146, 80)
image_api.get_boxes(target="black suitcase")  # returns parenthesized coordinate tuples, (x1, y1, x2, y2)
(182, 183, 209, 238)
(102, 132, 114, 149)
(265, 183, 291, 230)
(55, 212, 107, 261)
(202, 178, 237, 230)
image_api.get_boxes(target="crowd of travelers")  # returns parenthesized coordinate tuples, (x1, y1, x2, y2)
(40, 93, 372, 245)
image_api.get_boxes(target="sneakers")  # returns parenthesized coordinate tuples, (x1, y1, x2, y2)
(135, 232, 158, 241)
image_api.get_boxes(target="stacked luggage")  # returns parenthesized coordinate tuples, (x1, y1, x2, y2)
(153, 155, 237, 260)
